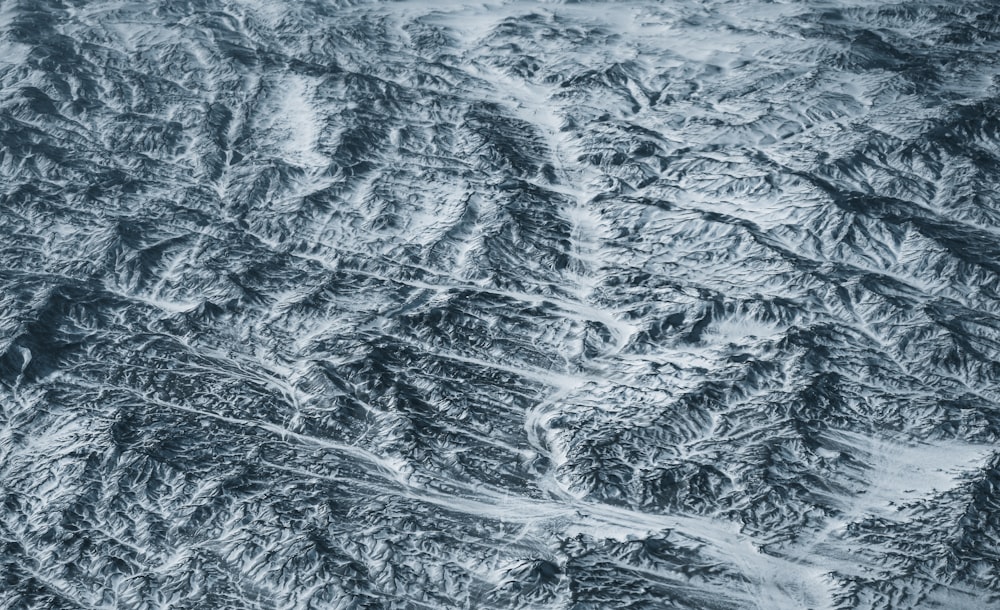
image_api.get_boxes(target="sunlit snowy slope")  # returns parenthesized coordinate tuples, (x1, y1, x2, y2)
(2, 0, 1000, 608)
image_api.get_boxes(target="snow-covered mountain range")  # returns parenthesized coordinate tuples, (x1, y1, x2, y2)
(2, 1, 1000, 608)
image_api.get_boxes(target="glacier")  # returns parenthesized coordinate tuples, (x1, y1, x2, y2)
(2, 0, 1000, 608)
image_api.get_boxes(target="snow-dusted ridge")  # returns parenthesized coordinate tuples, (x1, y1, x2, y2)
(2, 0, 1000, 608)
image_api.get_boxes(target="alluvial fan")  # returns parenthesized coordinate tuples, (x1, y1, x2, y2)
(2, 0, 1000, 608)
